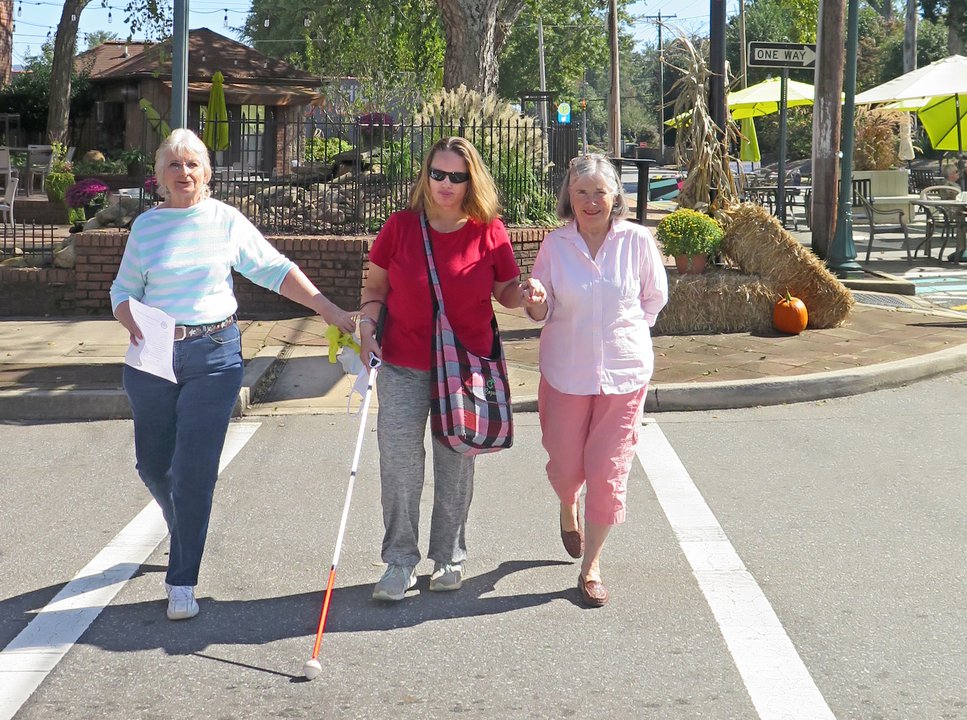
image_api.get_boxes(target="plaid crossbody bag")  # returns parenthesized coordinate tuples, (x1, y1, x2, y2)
(420, 213, 514, 455)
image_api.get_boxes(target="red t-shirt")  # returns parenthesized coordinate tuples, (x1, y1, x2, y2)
(369, 210, 520, 371)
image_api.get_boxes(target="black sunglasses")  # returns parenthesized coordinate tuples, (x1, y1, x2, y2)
(428, 167, 470, 184)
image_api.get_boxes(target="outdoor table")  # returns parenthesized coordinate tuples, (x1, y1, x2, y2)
(916, 197, 967, 262)
(746, 185, 809, 229)
(871, 194, 920, 219)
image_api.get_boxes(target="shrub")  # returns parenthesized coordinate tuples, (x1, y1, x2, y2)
(412, 85, 553, 226)
(65, 178, 110, 208)
(656, 207, 724, 257)
(305, 132, 353, 163)
(854, 108, 901, 171)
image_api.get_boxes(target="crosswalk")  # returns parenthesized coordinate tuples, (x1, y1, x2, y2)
(905, 269, 967, 310)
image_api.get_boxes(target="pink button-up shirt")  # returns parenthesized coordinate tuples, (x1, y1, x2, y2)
(531, 219, 669, 395)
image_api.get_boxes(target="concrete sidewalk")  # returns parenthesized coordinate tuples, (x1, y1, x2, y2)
(2, 289, 966, 421)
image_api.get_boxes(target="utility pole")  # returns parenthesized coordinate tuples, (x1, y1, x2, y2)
(641, 12, 676, 163)
(810, 0, 845, 260)
(171, 0, 189, 129)
(738, 0, 748, 88)
(608, 0, 621, 158)
(538, 17, 548, 130)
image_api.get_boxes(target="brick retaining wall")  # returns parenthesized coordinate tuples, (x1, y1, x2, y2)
(0, 226, 550, 317)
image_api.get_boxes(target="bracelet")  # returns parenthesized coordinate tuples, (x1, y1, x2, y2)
(358, 316, 377, 327)
(358, 300, 385, 312)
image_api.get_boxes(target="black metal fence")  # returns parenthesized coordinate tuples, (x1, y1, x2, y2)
(0, 223, 63, 259)
(143, 114, 578, 235)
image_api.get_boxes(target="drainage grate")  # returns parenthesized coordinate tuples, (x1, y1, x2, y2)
(852, 292, 912, 308)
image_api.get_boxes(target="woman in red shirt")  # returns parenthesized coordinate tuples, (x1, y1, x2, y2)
(358, 136, 535, 601)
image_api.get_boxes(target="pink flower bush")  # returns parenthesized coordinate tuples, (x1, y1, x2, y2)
(65, 178, 110, 208)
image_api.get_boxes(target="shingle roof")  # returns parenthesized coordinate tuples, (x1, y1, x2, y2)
(75, 27, 320, 87)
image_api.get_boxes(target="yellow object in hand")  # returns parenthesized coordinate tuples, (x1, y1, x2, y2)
(324, 325, 361, 364)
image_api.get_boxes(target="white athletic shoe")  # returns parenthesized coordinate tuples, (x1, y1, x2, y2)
(429, 562, 463, 592)
(165, 583, 199, 620)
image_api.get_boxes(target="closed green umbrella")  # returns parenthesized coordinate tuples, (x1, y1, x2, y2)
(739, 117, 761, 163)
(202, 71, 229, 152)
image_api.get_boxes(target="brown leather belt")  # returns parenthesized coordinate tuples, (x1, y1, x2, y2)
(173, 315, 237, 341)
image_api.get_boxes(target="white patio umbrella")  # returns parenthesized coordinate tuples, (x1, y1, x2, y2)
(854, 55, 967, 106)
(854, 55, 967, 161)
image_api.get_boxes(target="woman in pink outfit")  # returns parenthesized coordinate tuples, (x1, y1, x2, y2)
(521, 154, 668, 607)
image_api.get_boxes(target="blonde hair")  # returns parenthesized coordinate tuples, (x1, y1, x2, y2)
(154, 128, 212, 200)
(556, 154, 630, 222)
(408, 136, 500, 222)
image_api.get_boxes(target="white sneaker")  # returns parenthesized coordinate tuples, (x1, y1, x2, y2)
(429, 562, 463, 592)
(165, 583, 199, 620)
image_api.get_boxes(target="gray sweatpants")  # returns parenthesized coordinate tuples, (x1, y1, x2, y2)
(376, 362, 475, 568)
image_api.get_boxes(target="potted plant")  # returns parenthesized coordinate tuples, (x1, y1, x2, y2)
(65, 177, 111, 220)
(45, 142, 75, 207)
(656, 207, 724, 274)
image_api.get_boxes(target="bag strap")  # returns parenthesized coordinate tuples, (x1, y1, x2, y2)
(420, 213, 446, 314)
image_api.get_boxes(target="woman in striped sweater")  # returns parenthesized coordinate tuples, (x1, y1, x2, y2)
(110, 128, 354, 621)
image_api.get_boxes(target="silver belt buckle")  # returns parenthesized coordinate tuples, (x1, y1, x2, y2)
(173, 326, 187, 341)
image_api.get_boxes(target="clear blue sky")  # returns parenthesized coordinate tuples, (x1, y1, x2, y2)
(10, 0, 736, 70)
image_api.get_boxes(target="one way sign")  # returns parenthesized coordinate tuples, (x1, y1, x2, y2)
(748, 42, 817, 69)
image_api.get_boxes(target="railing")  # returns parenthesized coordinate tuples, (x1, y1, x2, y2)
(136, 113, 577, 235)
(0, 222, 63, 258)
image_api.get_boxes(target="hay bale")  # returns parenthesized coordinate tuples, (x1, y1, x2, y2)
(654, 269, 777, 335)
(721, 202, 854, 328)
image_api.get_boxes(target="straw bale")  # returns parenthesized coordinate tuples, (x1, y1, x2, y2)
(720, 202, 854, 328)
(653, 269, 777, 335)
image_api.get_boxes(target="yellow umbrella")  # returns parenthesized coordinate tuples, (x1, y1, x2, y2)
(918, 93, 967, 152)
(202, 71, 229, 152)
(739, 117, 761, 163)
(728, 77, 817, 120)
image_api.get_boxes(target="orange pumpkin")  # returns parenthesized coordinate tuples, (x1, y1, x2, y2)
(773, 292, 808, 334)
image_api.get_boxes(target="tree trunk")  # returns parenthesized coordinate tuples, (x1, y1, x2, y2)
(436, 0, 525, 94)
(903, 0, 917, 74)
(46, 0, 91, 145)
(949, 2, 965, 54)
(810, 0, 846, 260)
(0, 0, 13, 86)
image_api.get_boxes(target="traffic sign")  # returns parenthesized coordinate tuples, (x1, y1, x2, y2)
(557, 101, 571, 124)
(748, 42, 817, 69)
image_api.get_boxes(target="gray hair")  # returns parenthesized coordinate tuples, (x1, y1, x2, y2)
(556, 153, 630, 222)
(154, 128, 212, 200)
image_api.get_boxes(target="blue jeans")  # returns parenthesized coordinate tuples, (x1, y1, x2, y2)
(123, 323, 244, 587)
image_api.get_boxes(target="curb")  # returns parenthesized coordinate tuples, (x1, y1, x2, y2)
(0, 349, 287, 423)
(507, 342, 967, 414)
(3, 342, 967, 421)
(646, 342, 967, 411)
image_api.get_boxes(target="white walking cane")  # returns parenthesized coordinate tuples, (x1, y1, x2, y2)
(302, 351, 381, 680)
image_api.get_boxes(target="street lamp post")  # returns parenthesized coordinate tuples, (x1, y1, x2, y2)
(171, 0, 189, 130)
(827, 0, 865, 278)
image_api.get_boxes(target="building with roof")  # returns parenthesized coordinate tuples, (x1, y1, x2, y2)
(74, 27, 323, 174)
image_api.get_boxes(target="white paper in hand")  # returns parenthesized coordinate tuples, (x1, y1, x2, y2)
(124, 298, 177, 383)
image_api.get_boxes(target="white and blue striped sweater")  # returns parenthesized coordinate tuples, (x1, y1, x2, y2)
(110, 198, 295, 324)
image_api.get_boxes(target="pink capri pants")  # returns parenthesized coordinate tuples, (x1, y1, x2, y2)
(538, 377, 646, 526)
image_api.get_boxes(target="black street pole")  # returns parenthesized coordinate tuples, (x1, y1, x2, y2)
(827, 0, 864, 278)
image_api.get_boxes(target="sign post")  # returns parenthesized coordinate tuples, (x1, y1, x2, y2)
(747, 42, 817, 227)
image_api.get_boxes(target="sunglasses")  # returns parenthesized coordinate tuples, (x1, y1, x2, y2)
(428, 167, 470, 184)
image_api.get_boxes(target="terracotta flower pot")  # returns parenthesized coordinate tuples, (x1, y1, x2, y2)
(675, 254, 707, 275)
